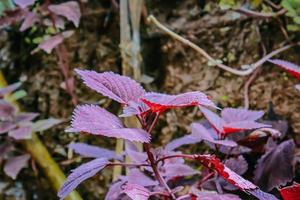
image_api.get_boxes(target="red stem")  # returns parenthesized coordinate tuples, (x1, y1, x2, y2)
(142, 112, 175, 199)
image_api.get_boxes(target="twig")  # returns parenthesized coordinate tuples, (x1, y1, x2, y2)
(234, 8, 286, 18)
(147, 15, 297, 76)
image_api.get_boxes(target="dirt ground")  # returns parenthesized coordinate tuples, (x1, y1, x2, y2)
(1, 0, 300, 199)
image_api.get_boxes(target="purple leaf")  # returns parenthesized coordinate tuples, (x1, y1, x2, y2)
(161, 163, 199, 180)
(248, 189, 279, 200)
(32, 118, 62, 132)
(58, 158, 109, 199)
(0, 143, 14, 161)
(0, 121, 17, 134)
(121, 169, 158, 186)
(38, 31, 73, 54)
(142, 91, 217, 113)
(105, 181, 126, 200)
(4, 154, 30, 179)
(70, 104, 150, 143)
(122, 183, 151, 200)
(0, 82, 21, 97)
(190, 189, 241, 200)
(75, 69, 145, 105)
(19, 11, 38, 32)
(0, 100, 16, 119)
(221, 108, 264, 122)
(199, 106, 224, 133)
(15, 112, 39, 123)
(254, 139, 295, 191)
(192, 122, 237, 147)
(224, 121, 270, 133)
(268, 59, 300, 80)
(296, 84, 300, 91)
(48, 1, 81, 27)
(8, 126, 32, 140)
(165, 134, 199, 151)
(69, 142, 122, 160)
(14, 0, 35, 8)
(224, 156, 248, 175)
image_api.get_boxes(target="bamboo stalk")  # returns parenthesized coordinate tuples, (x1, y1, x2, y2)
(0, 71, 82, 200)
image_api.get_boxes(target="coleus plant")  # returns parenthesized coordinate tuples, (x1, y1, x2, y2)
(57, 69, 298, 200)
(0, 82, 62, 180)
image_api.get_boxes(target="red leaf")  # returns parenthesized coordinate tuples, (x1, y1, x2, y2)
(76, 69, 145, 105)
(268, 59, 300, 80)
(280, 183, 300, 200)
(141, 91, 216, 113)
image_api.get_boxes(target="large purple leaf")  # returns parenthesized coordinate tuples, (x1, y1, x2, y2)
(69, 143, 122, 160)
(268, 59, 300, 80)
(192, 122, 237, 147)
(70, 105, 150, 143)
(48, 1, 81, 27)
(121, 169, 158, 186)
(221, 108, 264, 122)
(4, 154, 30, 179)
(122, 183, 151, 200)
(58, 158, 109, 199)
(38, 31, 73, 54)
(0, 121, 17, 134)
(8, 126, 32, 140)
(76, 69, 145, 105)
(0, 82, 21, 97)
(0, 100, 16, 119)
(141, 92, 217, 113)
(254, 139, 295, 191)
(14, 0, 35, 8)
(19, 11, 38, 32)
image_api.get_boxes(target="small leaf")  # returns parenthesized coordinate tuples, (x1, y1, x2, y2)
(11, 89, 27, 100)
(38, 31, 73, 54)
(0, 121, 17, 134)
(0, 82, 21, 97)
(0, 100, 15, 119)
(15, 112, 39, 123)
(4, 154, 30, 179)
(161, 163, 199, 180)
(58, 158, 109, 199)
(19, 11, 38, 32)
(75, 69, 145, 105)
(8, 126, 32, 140)
(32, 118, 62, 132)
(14, 0, 35, 8)
(48, 1, 81, 27)
(191, 189, 241, 200)
(105, 181, 124, 200)
(69, 142, 122, 160)
(122, 183, 151, 200)
(121, 169, 158, 187)
(224, 155, 248, 175)
(70, 105, 150, 143)
(221, 108, 264, 122)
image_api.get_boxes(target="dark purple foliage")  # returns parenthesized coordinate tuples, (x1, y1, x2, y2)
(254, 139, 295, 191)
(122, 183, 151, 200)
